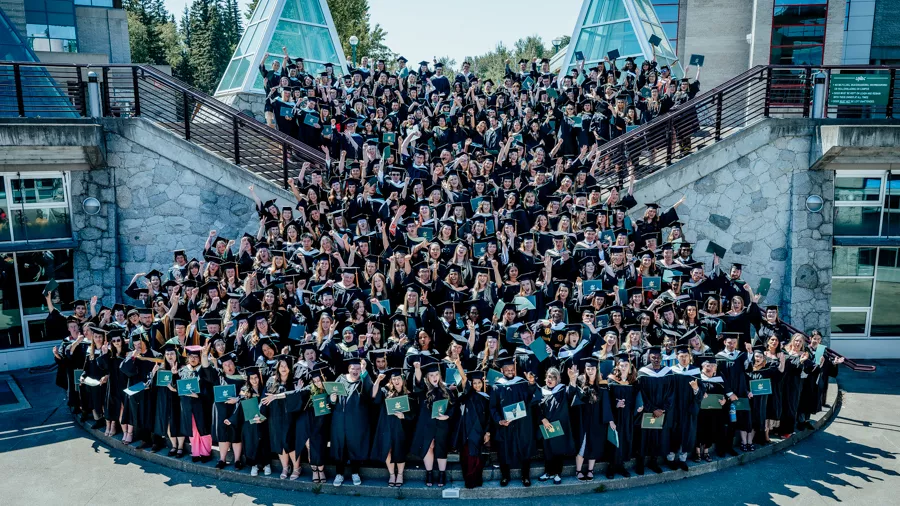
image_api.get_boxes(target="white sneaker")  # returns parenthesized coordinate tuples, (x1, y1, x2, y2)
(263, 465, 272, 476)
(351, 473, 362, 486)
(333, 474, 344, 487)
(538, 473, 550, 481)
(552, 475, 562, 484)
(250, 466, 259, 477)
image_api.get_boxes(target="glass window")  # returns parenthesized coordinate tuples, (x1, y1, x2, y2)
(584, 0, 630, 25)
(652, 5, 679, 23)
(12, 208, 71, 241)
(832, 246, 876, 276)
(20, 280, 73, 316)
(574, 22, 643, 63)
(834, 206, 881, 236)
(773, 5, 828, 25)
(0, 253, 22, 350)
(16, 250, 73, 283)
(831, 311, 867, 334)
(832, 278, 873, 307)
(11, 177, 66, 204)
(878, 248, 898, 268)
(871, 263, 900, 336)
(25, 0, 77, 54)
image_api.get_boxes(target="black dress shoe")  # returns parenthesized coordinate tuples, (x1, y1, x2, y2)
(522, 478, 531, 487)
(151, 443, 164, 453)
(200, 455, 211, 463)
(678, 461, 689, 472)
(667, 460, 679, 470)
(192, 456, 200, 463)
(234, 461, 245, 471)
(605, 470, 614, 479)
(727, 449, 739, 456)
(500, 478, 510, 487)
(215, 461, 226, 470)
(619, 468, 631, 478)
(635, 462, 645, 475)
(91, 420, 104, 430)
(648, 462, 663, 474)
(167, 448, 177, 457)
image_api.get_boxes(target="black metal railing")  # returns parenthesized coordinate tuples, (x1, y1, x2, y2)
(0, 62, 326, 188)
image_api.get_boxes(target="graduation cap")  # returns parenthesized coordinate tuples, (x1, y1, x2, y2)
(581, 356, 600, 368)
(721, 332, 741, 341)
(675, 345, 691, 355)
(344, 357, 362, 367)
(646, 345, 662, 356)
(185, 345, 203, 356)
(421, 361, 441, 374)
(218, 352, 238, 366)
(495, 356, 516, 369)
(465, 370, 485, 381)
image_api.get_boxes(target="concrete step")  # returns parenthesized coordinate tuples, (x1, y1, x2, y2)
(76, 384, 840, 499)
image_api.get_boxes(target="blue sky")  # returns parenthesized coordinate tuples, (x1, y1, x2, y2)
(162, 0, 583, 63)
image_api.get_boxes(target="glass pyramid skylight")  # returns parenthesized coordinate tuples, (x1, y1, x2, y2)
(0, 7, 77, 118)
(559, 0, 684, 78)
(215, 0, 348, 95)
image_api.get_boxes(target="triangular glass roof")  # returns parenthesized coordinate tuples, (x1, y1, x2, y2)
(215, 0, 348, 95)
(0, 7, 77, 118)
(559, 0, 684, 78)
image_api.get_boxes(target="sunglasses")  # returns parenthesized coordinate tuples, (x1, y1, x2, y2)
(111, 339, 122, 343)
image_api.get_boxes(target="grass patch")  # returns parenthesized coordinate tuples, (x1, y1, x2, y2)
(593, 484, 607, 493)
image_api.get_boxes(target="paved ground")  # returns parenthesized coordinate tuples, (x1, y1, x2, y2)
(1, 362, 898, 506)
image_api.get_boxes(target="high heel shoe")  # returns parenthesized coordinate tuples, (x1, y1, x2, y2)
(438, 471, 446, 487)
(425, 470, 433, 487)
(396, 474, 404, 487)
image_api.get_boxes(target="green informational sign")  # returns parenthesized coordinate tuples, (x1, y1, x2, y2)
(828, 74, 891, 106)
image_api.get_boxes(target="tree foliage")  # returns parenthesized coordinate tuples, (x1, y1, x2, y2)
(327, 0, 392, 62)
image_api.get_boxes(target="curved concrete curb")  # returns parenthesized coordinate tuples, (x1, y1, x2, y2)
(76, 383, 841, 499)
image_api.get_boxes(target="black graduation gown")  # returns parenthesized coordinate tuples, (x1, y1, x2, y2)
(152, 367, 179, 438)
(410, 380, 457, 459)
(284, 386, 332, 465)
(669, 365, 703, 453)
(370, 387, 415, 462)
(575, 383, 613, 460)
(260, 381, 294, 454)
(489, 376, 538, 467)
(716, 350, 751, 431)
(696, 375, 726, 447)
(330, 374, 374, 461)
(120, 352, 158, 429)
(65, 339, 88, 410)
(227, 388, 269, 463)
(177, 365, 212, 438)
(533, 384, 578, 459)
(99, 353, 128, 422)
(765, 356, 785, 421)
(637, 366, 674, 457)
(201, 366, 245, 444)
(747, 366, 779, 432)
(454, 384, 491, 455)
(606, 381, 639, 466)
(82, 349, 108, 413)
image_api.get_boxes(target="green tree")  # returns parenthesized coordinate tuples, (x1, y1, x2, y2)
(468, 35, 553, 83)
(245, 0, 259, 20)
(327, 0, 392, 63)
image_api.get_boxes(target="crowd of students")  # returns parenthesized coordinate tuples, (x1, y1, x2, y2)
(48, 51, 843, 490)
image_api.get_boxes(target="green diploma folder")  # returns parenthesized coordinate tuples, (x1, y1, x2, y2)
(312, 394, 331, 416)
(432, 399, 449, 418)
(642, 277, 661, 291)
(540, 420, 564, 439)
(608, 426, 619, 447)
(750, 378, 772, 395)
(155, 370, 172, 387)
(732, 398, 751, 411)
(73, 368, 83, 385)
(641, 412, 665, 429)
(303, 113, 319, 126)
(503, 401, 527, 422)
(487, 369, 503, 386)
(123, 382, 146, 396)
(382, 132, 396, 144)
(444, 368, 461, 386)
(324, 381, 349, 396)
(213, 384, 236, 403)
(371, 300, 391, 314)
(701, 393, 725, 409)
(814, 345, 827, 364)
(529, 338, 550, 362)
(241, 397, 265, 423)
(386, 395, 410, 415)
(177, 377, 200, 396)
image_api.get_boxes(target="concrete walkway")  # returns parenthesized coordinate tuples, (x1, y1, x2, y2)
(1, 362, 897, 506)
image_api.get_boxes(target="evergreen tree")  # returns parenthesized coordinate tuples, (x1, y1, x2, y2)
(327, 0, 391, 62)
(245, 0, 259, 20)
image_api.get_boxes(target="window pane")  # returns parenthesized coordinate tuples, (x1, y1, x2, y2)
(834, 206, 881, 236)
(835, 176, 881, 201)
(770, 44, 823, 65)
(20, 280, 73, 316)
(772, 25, 825, 46)
(878, 247, 897, 268)
(27, 24, 48, 37)
(12, 207, 72, 241)
(831, 311, 867, 334)
(574, 22, 643, 63)
(48, 25, 75, 39)
(871, 265, 900, 336)
(584, 0, 630, 25)
(832, 246, 876, 276)
(653, 5, 679, 22)
(773, 5, 827, 25)
(11, 177, 66, 204)
(0, 253, 23, 350)
(832, 278, 873, 307)
(28, 319, 57, 344)
(17, 249, 73, 283)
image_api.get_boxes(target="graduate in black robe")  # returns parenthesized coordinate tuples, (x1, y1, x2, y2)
(259, 356, 296, 479)
(369, 368, 415, 487)
(81, 329, 108, 429)
(490, 355, 538, 487)
(696, 357, 727, 461)
(533, 366, 580, 484)
(715, 335, 751, 453)
(636, 347, 674, 474)
(152, 342, 182, 456)
(226, 366, 268, 474)
(606, 354, 641, 478)
(329, 357, 374, 486)
(667, 346, 703, 470)
(177, 344, 213, 462)
(746, 347, 785, 447)
(99, 334, 130, 436)
(410, 360, 458, 487)
(200, 351, 245, 469)
(284, 365, 333, 483)
(573, 357, 614, 481)
(455, 370, 491, 489)
(120, 333, 162, 449)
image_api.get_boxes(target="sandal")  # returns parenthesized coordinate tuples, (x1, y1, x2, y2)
(290, 467, 301, 481)
(388, 473, 396, 487)
(586, 470, 594, 481)
(576, 471, 585, 481)
(280, 466, 290, 480)
(396, 475, 404, 487)
(702, 452, 712, 462)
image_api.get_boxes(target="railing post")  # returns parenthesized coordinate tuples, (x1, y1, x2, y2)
(131, 66, 141, 117)
(182, 92, 191, 140)
(233, 117, 241, 165)
(811, 70, 828, 119)
(715, 91, 723, 141)
(13, 64, 25, 117)
(764, 67, 772, 118)
(665, 119, 673, 166)
(887, 68, 896, 119)
(802, 67, 812, 117)
(86, 71, 102, 118)
(76, 68, 87, 117)
(101, 66, 111, 116)
(282, 143, 289, 189)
